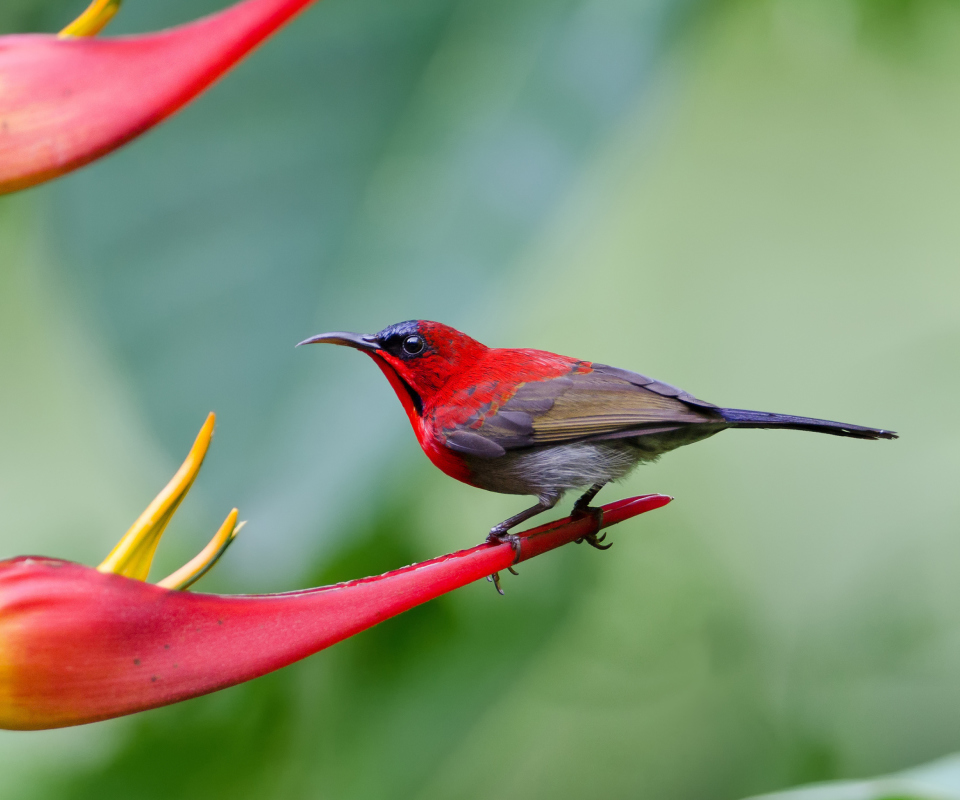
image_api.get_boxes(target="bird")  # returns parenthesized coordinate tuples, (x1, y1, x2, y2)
(298, 320, 897, 556)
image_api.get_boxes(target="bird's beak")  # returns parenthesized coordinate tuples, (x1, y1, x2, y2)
(296, 331, 381, 351)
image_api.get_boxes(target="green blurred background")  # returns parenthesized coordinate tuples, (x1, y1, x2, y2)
(1, 0, 959, 798)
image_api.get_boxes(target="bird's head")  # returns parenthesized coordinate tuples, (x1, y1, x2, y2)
(298, 320, 488, 416)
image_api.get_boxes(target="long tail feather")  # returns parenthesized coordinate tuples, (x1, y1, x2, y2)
(718, 408, 897, 440)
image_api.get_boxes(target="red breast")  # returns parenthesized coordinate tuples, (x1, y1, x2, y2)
(298, 320, 585, 485)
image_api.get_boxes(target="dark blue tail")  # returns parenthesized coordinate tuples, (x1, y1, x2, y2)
(718, 408, 897, 440)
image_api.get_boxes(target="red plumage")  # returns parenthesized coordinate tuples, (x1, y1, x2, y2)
(365, 322, 588, 488)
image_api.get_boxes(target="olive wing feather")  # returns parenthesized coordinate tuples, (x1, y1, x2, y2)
(443, 364, 723, 457)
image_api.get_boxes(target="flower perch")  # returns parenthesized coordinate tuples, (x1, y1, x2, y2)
(0, 0, 323, 194)
(0, 415, 670, 730)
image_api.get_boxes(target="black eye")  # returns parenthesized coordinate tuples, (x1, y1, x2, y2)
(402, 335, 424, 355)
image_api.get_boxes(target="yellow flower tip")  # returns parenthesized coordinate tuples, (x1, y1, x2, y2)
(59, 0, 122, 37)
(157, 509, 243, 591)
(98, 413, 216, 581)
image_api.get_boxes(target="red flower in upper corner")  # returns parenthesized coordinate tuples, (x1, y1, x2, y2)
(0, 414, 671, 730)
(0, 0, 320, 194)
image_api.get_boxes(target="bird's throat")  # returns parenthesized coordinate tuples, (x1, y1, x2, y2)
(369, 354, 424, 419)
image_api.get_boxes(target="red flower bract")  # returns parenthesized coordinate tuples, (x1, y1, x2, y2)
(0, 494, 670, 730)
(0, 0, 319, 194)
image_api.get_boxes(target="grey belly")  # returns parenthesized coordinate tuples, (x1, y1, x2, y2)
(463, 426, 724, 497)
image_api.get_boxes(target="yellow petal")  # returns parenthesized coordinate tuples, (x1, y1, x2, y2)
(98, 413, 215, 581)
(59, 0, 122, 38)
(157, 510, 244, 591)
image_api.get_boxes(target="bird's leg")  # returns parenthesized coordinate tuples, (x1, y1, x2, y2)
(488, 491, 561, 551)
(572, 482, 605, 515)
(572, 482, 612, 551)
(486, 489, 562, 597)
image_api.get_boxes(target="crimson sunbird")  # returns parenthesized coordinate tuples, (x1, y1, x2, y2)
(299, 320, 896, 551)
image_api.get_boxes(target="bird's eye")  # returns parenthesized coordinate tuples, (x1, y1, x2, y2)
(402, 335, 425, 355)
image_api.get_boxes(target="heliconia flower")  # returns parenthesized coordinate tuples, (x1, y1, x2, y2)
(0, 0, 319, 194)
(0, 415, 671, 730)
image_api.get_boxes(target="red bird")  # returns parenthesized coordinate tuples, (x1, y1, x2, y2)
(299, 320, 896, 550)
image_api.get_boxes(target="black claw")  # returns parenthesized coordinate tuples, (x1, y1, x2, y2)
(507, 566, 519, 576)
(571, 504, 608, 551)
(487, 530, 523, 564)
(581, 532, 613, 551)
(487, 572, 504, 595)
(574, 524, 613, 550)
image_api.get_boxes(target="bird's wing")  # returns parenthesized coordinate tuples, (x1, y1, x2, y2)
(442, 364, 724, 458)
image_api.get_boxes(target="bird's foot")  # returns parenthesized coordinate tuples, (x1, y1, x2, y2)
(571, 502, 603, 525)
(571, 505, 612, 551)
(486, 527, 525, 595)
(577, 531, 613, 550)
(487, 527, 523, 564)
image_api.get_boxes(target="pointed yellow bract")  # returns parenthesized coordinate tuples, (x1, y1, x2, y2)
(59, 0, 122, 38)
(158, 511, 244, 591)
(98, 413, 215, 581)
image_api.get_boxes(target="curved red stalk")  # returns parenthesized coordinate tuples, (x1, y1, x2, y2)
(0, 0, 320, 194)
(0, 494, 670, 730)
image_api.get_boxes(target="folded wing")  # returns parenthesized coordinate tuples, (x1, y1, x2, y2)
(442, 364, 724, 458)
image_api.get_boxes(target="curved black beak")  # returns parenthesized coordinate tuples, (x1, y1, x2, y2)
(296, 331, 381, 351)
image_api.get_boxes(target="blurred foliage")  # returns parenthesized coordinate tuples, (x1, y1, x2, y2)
(25, 0, 689, 582)
(1, 0, 960, 799)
